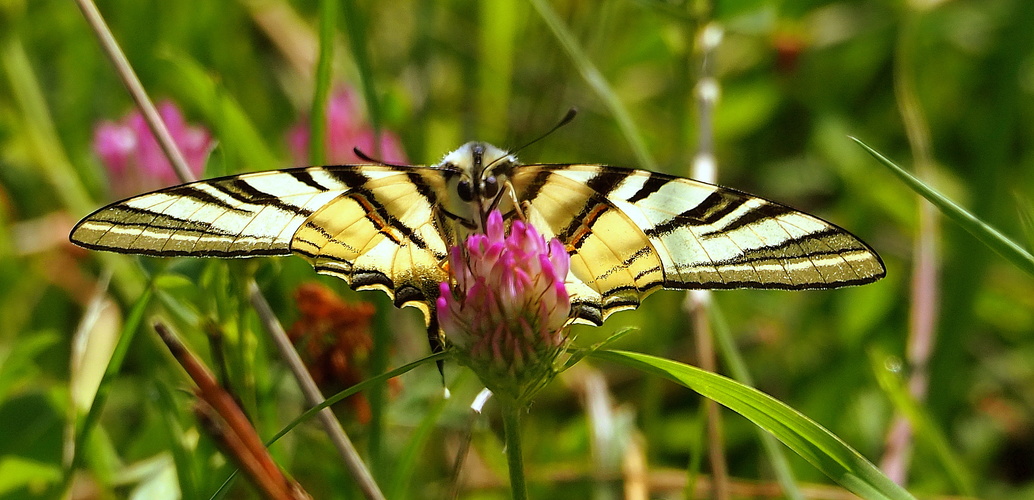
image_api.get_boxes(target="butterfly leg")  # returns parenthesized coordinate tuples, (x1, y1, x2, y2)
(485, 180, 528, 222)
(426, 309, 447, 380)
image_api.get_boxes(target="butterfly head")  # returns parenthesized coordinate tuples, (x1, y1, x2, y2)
(438, 142, 518, 229)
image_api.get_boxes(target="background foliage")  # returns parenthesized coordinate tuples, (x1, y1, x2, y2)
(1, 0, 1032, 498)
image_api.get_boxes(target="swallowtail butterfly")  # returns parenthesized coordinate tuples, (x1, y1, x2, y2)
(71, 142, 885, 341)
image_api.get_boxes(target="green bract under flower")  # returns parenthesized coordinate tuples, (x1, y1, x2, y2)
(437, 210, 572, 402)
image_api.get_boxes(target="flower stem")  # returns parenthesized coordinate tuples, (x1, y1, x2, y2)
(501, 402, 528, 500)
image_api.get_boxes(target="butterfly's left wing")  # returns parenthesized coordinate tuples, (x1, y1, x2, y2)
(70, 165, 454, 313)
(509, 164, 886, 325)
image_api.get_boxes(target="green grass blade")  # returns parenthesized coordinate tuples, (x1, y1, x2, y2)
(309, 0, 336, 166)
(153, 380, 199, 498)
(710, 304, 805, 500)
(590, 349, 916, 500)
(341, 0, 382, 141)
(69, 285, 154, 474)
(158, 53, 278, 172)
(852, 137, 1034, 277)
(868, 350, 975, 495)
(529, 0, 656, 170)
(208, 351, 446, 500)
(388, 389, 450, 500)
(273, 351, 445, 444)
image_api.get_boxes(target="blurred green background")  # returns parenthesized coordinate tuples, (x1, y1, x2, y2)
(1, 0, 1032, 498)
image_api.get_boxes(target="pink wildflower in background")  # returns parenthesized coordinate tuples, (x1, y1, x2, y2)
(287, 86, 407, 165)
(437, 210, 573, 402)
(93, 101, 212, 197)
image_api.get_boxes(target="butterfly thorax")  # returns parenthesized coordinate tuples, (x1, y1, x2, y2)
(437, 142, 518, 233)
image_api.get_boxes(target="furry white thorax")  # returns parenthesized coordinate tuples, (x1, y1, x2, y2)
(437, 142, 518, 230)
(438, 142, 516, 180)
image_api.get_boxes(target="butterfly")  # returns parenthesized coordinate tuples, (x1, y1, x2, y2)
(71, 141, 885, 351)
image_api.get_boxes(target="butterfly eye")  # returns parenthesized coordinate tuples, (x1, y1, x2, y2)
(457, 180, 473, 202)
(483, 176, 499, 198)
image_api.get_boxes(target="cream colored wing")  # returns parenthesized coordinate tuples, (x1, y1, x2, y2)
(69, 165, 453, 310)
(289, 168, 453, 311)
(510, 164, 886, 325)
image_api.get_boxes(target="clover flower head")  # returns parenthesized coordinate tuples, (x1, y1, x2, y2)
(93, 100, 212, 196)
(287, 86, 407, 165)
(436, 210, 573, 402)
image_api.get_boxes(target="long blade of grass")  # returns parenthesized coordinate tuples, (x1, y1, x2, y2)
(852, 137, 1034, 277)
(309, 0, 336, 165)
(153, 379, 199, 498)
(209, 351, 446, 500)
(273, 351, 446, 445)
(158, 53, 278, 172)
(341, 0, 383, 147)
(338, 2, 392, 477)
(590, 349, 916, 500)
(868, 350, 975, 495)
(710, 303, 805, 500)
(529, 0, 657, 170)
(69, 285, 153, 475)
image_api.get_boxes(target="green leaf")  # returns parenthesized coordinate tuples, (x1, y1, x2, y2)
(852, 137, 1034, 277)
(0, 330, 60, 403)
(0, 456, 62, 496)
(590, 349, 916, 500)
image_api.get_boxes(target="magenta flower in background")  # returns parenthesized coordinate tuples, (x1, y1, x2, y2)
(93, 101, 212, 197)
(288, 86, 408, 165)
(437, 210, 573, 402)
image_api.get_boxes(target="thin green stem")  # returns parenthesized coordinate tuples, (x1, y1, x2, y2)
(529, 0, 656, 171)
(74, 0, 195, 184)
(501, 402, 528, 500)
(310, 0, 335, 165)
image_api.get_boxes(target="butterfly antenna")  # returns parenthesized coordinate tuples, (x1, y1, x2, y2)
(352, 147, 409, 168)
(508, 107, 577, 157)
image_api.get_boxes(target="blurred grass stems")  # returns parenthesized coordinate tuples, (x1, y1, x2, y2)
(685, 20, 729, 500)
(529, 0, 657, 171)
(247, 282, 385, 500)
(309, 0, 334, 166)
(342, 0, 383, 154)
(590, 350, 917, 500)
(159, 54, 279, 173)
(211, 351, 446, 499)
(678, 14, 801, 498)
(153, 377, 201, 497)
(66, 284, 152, 487)
(0, 30, 144, 300)
(477, 0, 518, 141)
(867, 349, 975, 495)
(71, 1, 385, 498)
(852, 138, 1034, 277)
(709, 303, 805, 500)
(339, 0, 391, 476)
(447, 388, 490, 500)
(881, 8, 942, 485)
(73, 0, 195, 184)
(154, 321, 310, 500)
(392, 383, 452, 500)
